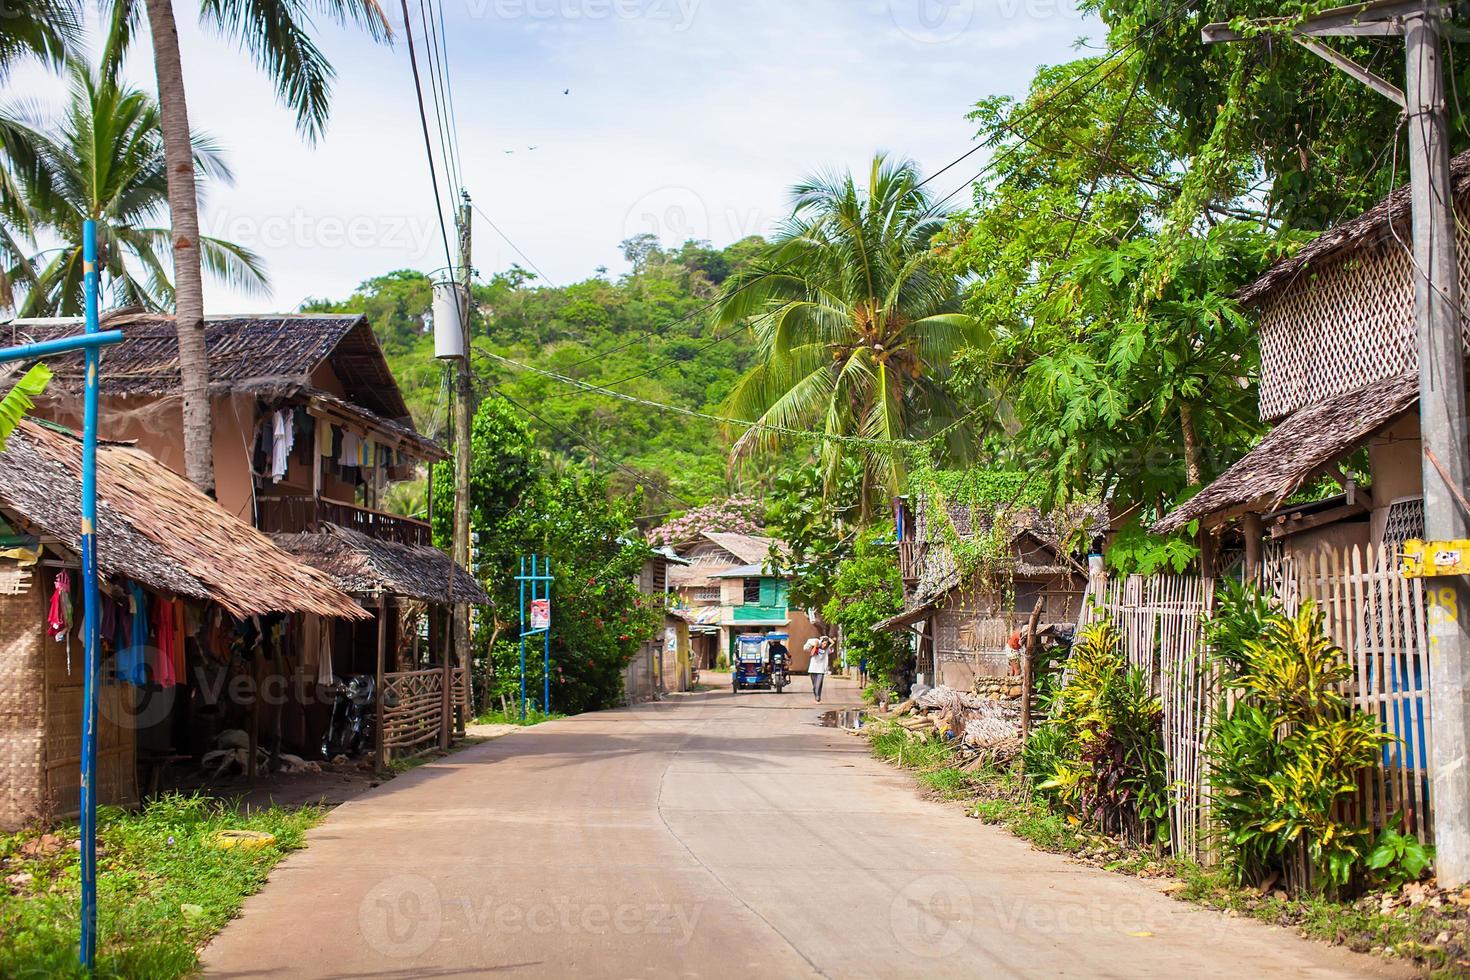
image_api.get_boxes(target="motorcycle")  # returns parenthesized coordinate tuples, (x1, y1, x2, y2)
(321, 674, 381, 759)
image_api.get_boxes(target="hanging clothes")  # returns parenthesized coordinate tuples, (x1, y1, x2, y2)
(269, 409, 293, 482)
(317, 416, 332, 458)
(154, 596, 179, 688)
(47, 570, 73, 642)
(171, 600, 187, 685)
(116, 582, 149, 686)
(338, 430, 362, 467)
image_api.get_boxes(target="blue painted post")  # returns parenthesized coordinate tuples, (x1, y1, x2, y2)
(519, 555, 527, 720)
(542, 557, 551, 715)
(78, 218, 101, 970)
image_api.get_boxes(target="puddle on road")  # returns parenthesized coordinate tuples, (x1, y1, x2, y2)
(819, 709, 867, 730)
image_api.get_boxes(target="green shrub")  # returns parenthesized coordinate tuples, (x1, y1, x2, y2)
(1209, 600, 1390, 891)
(1028, 621, 1170, 847)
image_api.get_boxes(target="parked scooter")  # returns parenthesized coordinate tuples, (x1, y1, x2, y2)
(321, 674, 378, 759)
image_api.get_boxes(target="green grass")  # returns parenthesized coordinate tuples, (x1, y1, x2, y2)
(0, 794, 320, 978)
(472, 707, 566, 726)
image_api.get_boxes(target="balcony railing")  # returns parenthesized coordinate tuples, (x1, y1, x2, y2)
(898, 539, 927, 583)
(257, 494, 430, 547)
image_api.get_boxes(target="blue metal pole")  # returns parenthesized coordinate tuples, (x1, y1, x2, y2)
(0, 331, 124, 362)
(78, 219, 101, 971)
(542, 556, 550, 716)
(519, 555, 526, 720)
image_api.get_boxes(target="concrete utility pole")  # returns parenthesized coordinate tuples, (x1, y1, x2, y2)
(1205, 0, 1470, 885)
(449, 192, 474, 749)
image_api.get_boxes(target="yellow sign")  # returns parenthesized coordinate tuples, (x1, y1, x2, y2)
(1402, 539, 1470, 578)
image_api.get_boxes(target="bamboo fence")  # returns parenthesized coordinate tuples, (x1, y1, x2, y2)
(1074, 545, 1435, 862)
(381, 668, 447, 760)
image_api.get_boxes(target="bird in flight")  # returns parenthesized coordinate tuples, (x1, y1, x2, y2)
(563, 88, 570, 95)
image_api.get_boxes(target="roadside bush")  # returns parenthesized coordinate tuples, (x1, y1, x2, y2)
(1026, 621, 1170, 847)
(1209, 599, 1390, 893)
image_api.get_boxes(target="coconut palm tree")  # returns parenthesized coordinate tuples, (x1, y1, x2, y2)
(0, 1, 82, 310)
(713, 154, 987, 515)
(103, 0, 393, 492)
(12, 59, 266, 316)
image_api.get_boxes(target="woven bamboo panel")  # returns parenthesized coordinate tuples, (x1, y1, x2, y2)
(1257, 204, 1470, 422)
(382, 668, 446, 760)
(0, 573, 47, 830)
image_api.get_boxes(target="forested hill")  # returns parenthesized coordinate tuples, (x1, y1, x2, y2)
(303, 235, 778, 510)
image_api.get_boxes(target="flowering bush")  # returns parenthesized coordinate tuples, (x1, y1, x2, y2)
(648, 496, 763, 545)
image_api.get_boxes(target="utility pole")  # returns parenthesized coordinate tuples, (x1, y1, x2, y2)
(1205, 0, 1470, 885)
(448, 192, 474, 750)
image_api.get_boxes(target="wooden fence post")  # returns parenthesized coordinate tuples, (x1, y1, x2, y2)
(375, 595, 388, 773)
(1020, 598, 1044, 745)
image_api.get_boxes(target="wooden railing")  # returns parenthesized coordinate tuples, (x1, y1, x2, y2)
(257, 494, 430, 546)
(381, 668, 445, 760)
(898, 539, 927, 582)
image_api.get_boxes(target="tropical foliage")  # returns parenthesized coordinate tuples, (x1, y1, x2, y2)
(713, 155, 986, 512)
(1023, 621, 1171, 847)
(430, 396, 661, 714)
(819, 529, 906, 683)
(0, 364, 51, 451)
(8, 58, 265, 315)
(1208, 596, 1391, 891)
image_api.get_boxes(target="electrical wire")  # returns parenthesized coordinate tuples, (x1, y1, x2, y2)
(397, 0, 456, 274)
(471, 203, 560, 287)
(418, 0, 462, 195)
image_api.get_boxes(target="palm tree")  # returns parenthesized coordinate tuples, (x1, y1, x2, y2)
(713, 154, 986, 515)
(0, 1, 81, 309)
(11, 59, 266, 316)
(105, 0, 393, 493)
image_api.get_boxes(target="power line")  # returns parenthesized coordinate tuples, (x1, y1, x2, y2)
(397, 0, 455, 274)
(418, 0, 462, 194)
(471, 203, 559, 287)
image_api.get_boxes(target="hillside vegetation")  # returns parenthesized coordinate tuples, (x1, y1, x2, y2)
(305, 235, 784, 510)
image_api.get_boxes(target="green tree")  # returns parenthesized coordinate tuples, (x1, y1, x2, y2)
(821, 529, 907, 684)
(713, 154, 986, 513)
(763, 461, 862, 613)
(14, 58, 266, 315)
(431, 396, 659, 714)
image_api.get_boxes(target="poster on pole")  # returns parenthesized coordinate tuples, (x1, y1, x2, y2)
(530, 598, 551, 630)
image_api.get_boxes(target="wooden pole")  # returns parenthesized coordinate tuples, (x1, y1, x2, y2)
(1242, 512, 1264, 583)
(440, 603, 453, 751)
(1020, 598, 1044, 745)
(375, 594, 388, 772)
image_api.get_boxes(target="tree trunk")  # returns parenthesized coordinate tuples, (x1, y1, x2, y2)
(144, 0, 214, 493)
(1179, 402, 1202, 487)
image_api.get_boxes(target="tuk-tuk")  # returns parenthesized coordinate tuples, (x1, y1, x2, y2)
(732, 632, 788, 694)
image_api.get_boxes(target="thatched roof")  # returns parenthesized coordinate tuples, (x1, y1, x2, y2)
(0, 420, 368, 620)
(1237, 149, 1470, 306)
(233, 377, 445, 461)
(1153, 374, 1419, 534)
(272, 524, 491, 605)
(6, 312, 413, 423)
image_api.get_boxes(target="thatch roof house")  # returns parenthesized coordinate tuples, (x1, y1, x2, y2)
(10, 311, 483, 766)
(877, 496, 1105, 688)
(0, 419, 365, 830)
(1154, 149, 1470, 568)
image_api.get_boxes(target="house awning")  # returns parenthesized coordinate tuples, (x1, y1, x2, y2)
(873, 595, 942, 633)
(1153, 373, 1419, 535)
(272, 523, 491, 605)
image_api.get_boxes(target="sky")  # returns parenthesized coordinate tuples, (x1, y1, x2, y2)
(12, 0, 1103, 312)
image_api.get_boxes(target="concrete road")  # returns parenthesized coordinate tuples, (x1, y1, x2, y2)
(202, 675, 1403, 979)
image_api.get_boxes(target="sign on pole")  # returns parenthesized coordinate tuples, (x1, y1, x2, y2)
(530, 598, 551, 630)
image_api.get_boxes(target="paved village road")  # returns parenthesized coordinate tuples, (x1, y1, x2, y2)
(202, 675, 1406, 979)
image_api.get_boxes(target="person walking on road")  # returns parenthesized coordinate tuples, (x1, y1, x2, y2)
(808, 636, 830, 703)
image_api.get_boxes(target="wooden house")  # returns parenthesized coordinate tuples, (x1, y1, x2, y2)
(7, 312, 487, 763)
(1155, 149, 1470, 567)
(666, 531, 818, 670)
(0, 419, 364, 829)
(876, 496, 1103, 690)
(625, 546, 691, 702)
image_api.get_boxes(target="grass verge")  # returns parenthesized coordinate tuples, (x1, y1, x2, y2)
(865, 718, 1470, 975)
(0, 794, 320, 978)
(472, 707, 565, 726)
